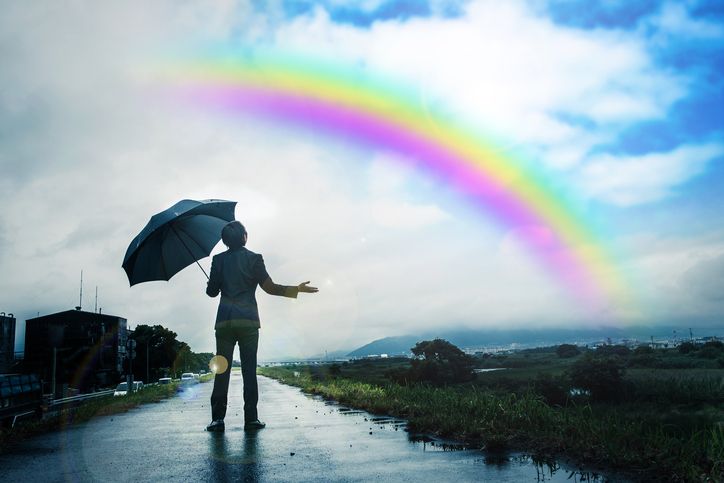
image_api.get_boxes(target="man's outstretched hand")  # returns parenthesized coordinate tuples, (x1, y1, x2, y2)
(298, 281, 319, 293)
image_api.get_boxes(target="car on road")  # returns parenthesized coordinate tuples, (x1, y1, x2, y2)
(158, 377, 172, 385)
(180, 373, 197, 384)
(113, 381, 144, 396)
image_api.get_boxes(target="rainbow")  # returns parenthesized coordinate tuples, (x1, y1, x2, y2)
(164, 52, 632, 315)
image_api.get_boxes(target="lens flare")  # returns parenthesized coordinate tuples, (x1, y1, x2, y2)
(209, 355, 228, 375)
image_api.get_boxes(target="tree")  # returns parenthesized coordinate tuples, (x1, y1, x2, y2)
(555, 344, 581, 358)
(130, 324, 182, 382)
(408, 339, 475, 385)
(173, 342, 193, 375)
(130, 324, 204, 380)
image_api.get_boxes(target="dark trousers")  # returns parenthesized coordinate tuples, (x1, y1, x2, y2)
(210, 327, 259, 422)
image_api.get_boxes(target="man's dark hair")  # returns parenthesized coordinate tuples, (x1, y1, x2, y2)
(221, 221, 247, 249)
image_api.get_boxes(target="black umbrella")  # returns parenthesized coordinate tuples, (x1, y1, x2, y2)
(122, 199, 236, 286)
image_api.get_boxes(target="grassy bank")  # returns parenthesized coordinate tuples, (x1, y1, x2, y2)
(0, 377, 212, 453)
(258, 362, 723, 481)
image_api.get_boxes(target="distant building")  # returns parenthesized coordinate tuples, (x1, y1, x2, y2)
(23, 309, 128, 395)
(0, 312, 16, 373)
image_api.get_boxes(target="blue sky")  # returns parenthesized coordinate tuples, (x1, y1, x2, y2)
(0, 1, 722, 359)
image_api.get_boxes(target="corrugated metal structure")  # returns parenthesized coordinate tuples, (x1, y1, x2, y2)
(0, 313, 16, 373)
(24, 309, 127, 395)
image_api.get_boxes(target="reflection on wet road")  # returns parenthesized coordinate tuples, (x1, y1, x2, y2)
(0, 374, 616, 482)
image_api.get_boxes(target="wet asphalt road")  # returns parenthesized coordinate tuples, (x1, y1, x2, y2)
(0, 374, 606, 482)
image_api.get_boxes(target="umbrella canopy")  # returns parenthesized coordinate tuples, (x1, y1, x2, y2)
(122, 199, 236, 286)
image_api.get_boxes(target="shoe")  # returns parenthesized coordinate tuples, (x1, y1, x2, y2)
(244, 419, 266, 430)
(206, 420, 225, 432)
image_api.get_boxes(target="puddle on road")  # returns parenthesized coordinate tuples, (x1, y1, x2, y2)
(407, 433, 470, 452)
(0, 377, 623, 483)
(327, 396, 618, 481)
(337, 407, 365, 415)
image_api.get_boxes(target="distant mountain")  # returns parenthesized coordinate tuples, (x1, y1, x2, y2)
(346, 335, 422, 358)
(345, 325, 723, 358)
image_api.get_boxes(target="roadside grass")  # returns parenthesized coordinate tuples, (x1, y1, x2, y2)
(0, 377, 213, 453)
(258, 365, 723, 481)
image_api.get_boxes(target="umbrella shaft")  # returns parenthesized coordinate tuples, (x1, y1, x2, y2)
(170, 225, 210, 280)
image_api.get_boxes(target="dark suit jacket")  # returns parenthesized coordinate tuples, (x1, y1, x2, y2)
(206, 247, 297, 329)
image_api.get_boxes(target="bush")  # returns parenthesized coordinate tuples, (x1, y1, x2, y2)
(555, 344, 581, 358)
(628, 353, 661, 368)
(595, 344, 631, 357)
(533, 373, 570, 406)
(697, 346, 722, 359)
(384, 367, 409, 384)
(634, 345, 653, 355)
(698, 340, 724, 359)
(309, 366, 326, 381)
(568, 354, 626, 402)
(678, 342, 696, 354)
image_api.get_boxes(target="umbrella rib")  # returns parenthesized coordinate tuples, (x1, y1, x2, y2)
(170, 224, 210, 280)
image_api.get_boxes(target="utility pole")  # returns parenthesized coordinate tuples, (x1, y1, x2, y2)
(126, 338, 137, 393)
(51, 347, 57, 398)
(79, 270, 83, 310)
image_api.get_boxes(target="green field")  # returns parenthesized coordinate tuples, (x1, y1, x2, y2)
(259, 344, 724, 481)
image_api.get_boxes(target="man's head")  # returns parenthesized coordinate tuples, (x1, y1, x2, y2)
(221, 221, 247, 249)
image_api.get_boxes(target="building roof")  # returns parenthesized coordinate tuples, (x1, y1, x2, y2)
(26, 309, 126, 322)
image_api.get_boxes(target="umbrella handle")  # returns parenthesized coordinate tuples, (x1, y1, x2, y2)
(170, 225, 210, 280)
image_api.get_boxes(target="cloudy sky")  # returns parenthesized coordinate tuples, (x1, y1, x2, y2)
(1, 0, 722, 360)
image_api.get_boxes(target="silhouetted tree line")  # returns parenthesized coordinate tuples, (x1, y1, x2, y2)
(128, 324, 213, 382)
(536, 341, 724, 406)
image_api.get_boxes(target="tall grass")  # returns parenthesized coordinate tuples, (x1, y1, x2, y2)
(259, 366, 723, 481)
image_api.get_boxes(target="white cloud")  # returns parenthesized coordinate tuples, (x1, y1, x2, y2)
(578, 143, 724, 206)
(267, 0, 684, 173)
(623, 231, 724, 319)
(369, 200, 449, 228)
(0, 1, 721, 359)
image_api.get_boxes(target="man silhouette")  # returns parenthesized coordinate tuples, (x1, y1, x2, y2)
(205, 221, 318, 432)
